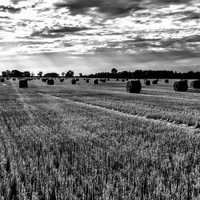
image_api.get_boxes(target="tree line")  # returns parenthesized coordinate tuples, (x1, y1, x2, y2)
(2, 68, 200, 79)
(87, 69, 200, 79)
(1, 70, 75, 78)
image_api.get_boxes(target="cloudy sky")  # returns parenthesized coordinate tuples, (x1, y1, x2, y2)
(0, 0, 200, 74)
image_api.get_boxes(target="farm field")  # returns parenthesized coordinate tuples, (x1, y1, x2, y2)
(0, 78, 200, 199)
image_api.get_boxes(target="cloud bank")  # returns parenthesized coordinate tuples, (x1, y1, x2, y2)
(0, 0, 199, 72)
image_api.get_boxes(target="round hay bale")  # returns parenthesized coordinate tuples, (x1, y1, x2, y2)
(60, 78, 64, 82)
(191, 80, 200, 89)
(76, 78, 79, 81)
(173, 80, 188, 92)
(12, 78, 16, 81)
(122, 79, 125, 82)
(47, 79, 54, 85)
(86, 79, 90, 83)
(165, 79, 169, 83)
(1, 78, 5, 82)
(116, 78, 119, 81)
(94, 79, 98, 85)
(71, 79, 76, 84)
(145, 80, 151, 86)
(126, 80, 142, 93)
(152, 79, 158, 84)
(19, 79, 28, 88)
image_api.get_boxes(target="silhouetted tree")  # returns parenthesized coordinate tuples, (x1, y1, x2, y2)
(88, 70, 200, 79)
(24, 71, 31, 77)
(111, 68, 118, 74)
(38, 71, 43, 77)
(2, 70, 12, 77)
(65, 70, 74, 78)
(11, 70, 24, 77)
(79, 73, 83, 77)
(44, 73, 59, 78)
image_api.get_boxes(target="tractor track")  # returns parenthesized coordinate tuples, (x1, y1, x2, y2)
(39, 93, 200, 135)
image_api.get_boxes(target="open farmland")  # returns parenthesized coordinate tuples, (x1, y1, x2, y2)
(0, 78, 200, 199)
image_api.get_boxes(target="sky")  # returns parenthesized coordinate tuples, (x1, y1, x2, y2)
(0, 0, 200, 74)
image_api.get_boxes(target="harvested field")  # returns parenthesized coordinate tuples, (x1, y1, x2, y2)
(0, 78, 200, 199)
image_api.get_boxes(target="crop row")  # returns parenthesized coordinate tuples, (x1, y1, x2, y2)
(0, 85, 200, 199)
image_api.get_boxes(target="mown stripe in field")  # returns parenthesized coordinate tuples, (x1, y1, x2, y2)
(39, 93, 200, 134)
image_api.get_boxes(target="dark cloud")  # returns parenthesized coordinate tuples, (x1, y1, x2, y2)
(54, 0, 193, 16)
(155, 0, 190, 3)
(180, 12, 200, 21)
(0, 5, 21, 13)
(10, 0, 25, 4)
(93, 33, 200, 57)
(48, 26, 89, 33)
(54, 0, 143, 15)
(0, 1, 41, 14)
(31, 26, 90, 38)
(160, 35, 200, 47)
(0, 16, 11, 19)
(132, 35, 200, 53)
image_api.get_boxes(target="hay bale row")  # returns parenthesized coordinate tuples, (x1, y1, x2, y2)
(191, 80, 200, 89)
(173, 80, 188, 92)
(94, 79, 98, 85)
(126, 80, 142, 93)
(145, 80, 151, 86)
(152, 79, 158, 84)
(47, 79, 54, 85)
(71, 79, 76, 84)
(19, 79, 28, 88)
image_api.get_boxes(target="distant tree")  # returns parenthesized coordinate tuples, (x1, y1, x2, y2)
(61, 72, 65, 77)
(65, 70, 74, 78)
(79, 73, 83, 77)
(38, 71, 43, 77)
(23, 71, 31, 77)
(2, 71, 7, 77)
(44, 72, 59, 78)
(11, 70, 24, 77)
(2, 70, 11, 77)
(111, 68, 118, 74)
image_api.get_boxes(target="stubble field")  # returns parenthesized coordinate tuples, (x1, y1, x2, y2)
(0, 78, 200, 200)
